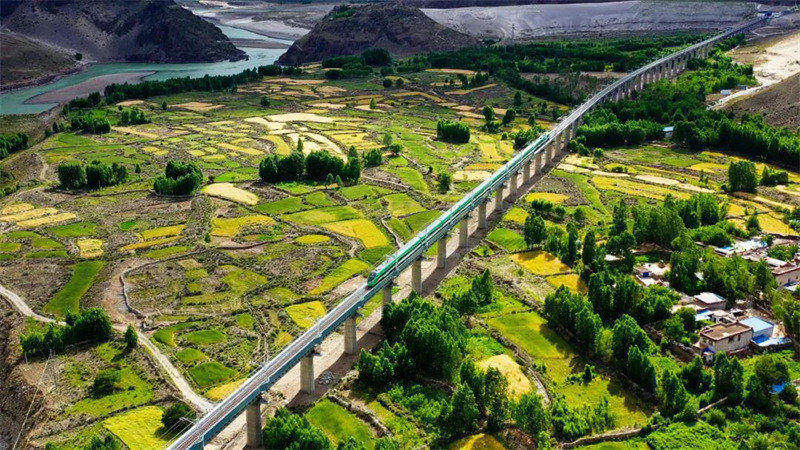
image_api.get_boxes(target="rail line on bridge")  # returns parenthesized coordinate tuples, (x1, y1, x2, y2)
(169, 14, 772, 449)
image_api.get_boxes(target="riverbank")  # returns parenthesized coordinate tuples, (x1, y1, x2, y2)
(23, 71, 155, 105)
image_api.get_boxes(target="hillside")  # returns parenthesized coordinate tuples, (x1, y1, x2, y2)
(724, 72, 800, 128)
(276, 3, 480, 66)
(0, 32, 79, 90)
(0, 0, 247, 64)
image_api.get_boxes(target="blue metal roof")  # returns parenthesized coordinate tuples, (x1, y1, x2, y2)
(740, 316, 773, 334)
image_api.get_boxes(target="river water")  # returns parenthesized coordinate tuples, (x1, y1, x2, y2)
(0, 26, 292, 115)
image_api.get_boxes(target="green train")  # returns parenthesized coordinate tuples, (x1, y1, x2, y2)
(366, 131, 553, 287)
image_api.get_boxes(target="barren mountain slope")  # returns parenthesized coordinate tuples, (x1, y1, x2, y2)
(277, 3, 480, 65)
(0, 32, 79, 89)
(1, 0, 247, 64)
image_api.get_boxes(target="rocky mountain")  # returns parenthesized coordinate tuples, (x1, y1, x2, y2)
(0, 0, 247, 64)
(276, 2, 480, 66)
(0, 31, 79, 89)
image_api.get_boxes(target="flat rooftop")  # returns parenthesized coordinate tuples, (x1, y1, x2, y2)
(700, 322, 751, 341)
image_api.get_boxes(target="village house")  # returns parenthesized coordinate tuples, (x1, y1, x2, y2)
(697, 321, 753, 360)
(693, 292, 727, 310)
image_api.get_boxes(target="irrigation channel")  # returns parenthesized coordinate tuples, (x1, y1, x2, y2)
(168, 13, 775, 449)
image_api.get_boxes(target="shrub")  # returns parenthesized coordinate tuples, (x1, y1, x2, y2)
(153, 161, 203, 196)
(259, 154, 279, 183)
(306, 150, 344, 181)
(58, 162, 87, 190)
(382, 78, 393, 88)
(262, 408, 330, 450)
(363, 148, 383, 167)
(91, 369, 120, 397)
(760, 166, 788, 186)
(362, 48, 391, 66)
(728, 160, 758, 193)
(260, 96, 271, 107)
(118, 107, 148, 125)
(437, 172, 452, 193)
(162, 402, 196, 430)
(436, 120, 470, 144)
(124, 325, 137, 350)
(0, 132, 28, 159)
(71, 111, 111, 134)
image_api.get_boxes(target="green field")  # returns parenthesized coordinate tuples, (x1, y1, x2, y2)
(305, 399, 376, 448)
(44, 260, 105, 317)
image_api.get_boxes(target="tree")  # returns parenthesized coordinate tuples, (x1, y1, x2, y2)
(262, 409, 330, 450)
(305, 149, 340, 182)
(746, 213, 760, 234)
(728, 160, 758, 193)
(162, 402, 196, 430)
(627, 346, 657, 393)
(514, 393, 549, 438)
(153, 161, 203, 196)
(582, 230, 596, 269)
(713, 353, 744, 404)
(85, 435, 120, 450)
(362, 48, 391, 66)
(482, 105, 496, 123)
(124, 325, 137, 350)
(58, 162, 87, 190)
(362, 148, 382, 167)
(259, 154, 279, 183)
(437, 120, 470, 144)
(660, 369, 689, 416)
(281, 148, 306, 181)
(437, 172, 452, 194)
(260, 96, 271, 107)
(439, 385, 480, 439)
(502, 108, 516, 126)
(611, 314, 652, 363)
(523, 214, 546, 247)
(91, 369, 120, 397)
(611, 199, 629, 235)
(563, 224, 580, 266)
(681, 356, 712, 395)
(513, 91, 523, 108)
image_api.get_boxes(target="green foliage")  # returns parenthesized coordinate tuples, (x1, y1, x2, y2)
(262, 408, 331, 450)
(511, 128, 540, 150)
(118, 107, 149, 126)
(0, 132, 28, 159)
(438, 384, 480, 439)
(713, 353, 744, 404)
(611, 314, 653, 363)
(20, 308, 113, 358)
(446, 269, 493, 316)
(514, 393, 550, 439)
(124, 325, 137, 350)
(362, 148, 383, 167)
(728, 160, 758, 193)
(550, 397, 615, 440)
(162, 402, 196, 431)
(153, 160, 203, 196)
(523, 213, 546, 248)
(437, 171, 451, 194)
(760, 166, 788, 186)
(659, 370, 689, 417)
(362, 48, 391, 66)
(91, 369, 121, 397)
(767, 244, 798, 261)
(71, 110, 111, 134)
(460, 362, 509, 431)
(58, 160, 127, 191)
(543, 286, 602, 354)
(436, 120, 470, 144)
(57, 162, 87, 190)
(632, 202, 685, 248)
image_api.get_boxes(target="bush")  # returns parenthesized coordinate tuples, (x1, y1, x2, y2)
(91, 369, 120, 397)
(260, 96, 271, 107)
(728, 160, 758, 193)
(259, 154, 279, 183)
(124, 325, 137, 350)
(162, 402, 196, 431)
(437, 172, 452, 193)
(118, 107, 148, 125)
(153, 161, 203, 196)
(363, 148, 383, 167)
(21, 308, 113, 358)
(57, 162, 87, 190)
(0, 132, 28, 159)
(362, 48, 391, 66)
(71, 111, 111, 134)
(262, 408, 330, 450)
(436, 120, 470, 144)
(306, 150, 345, 182)
(761, 166, 788, 186)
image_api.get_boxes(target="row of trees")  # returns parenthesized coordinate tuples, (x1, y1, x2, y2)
(70, 111, 111, 134)
(67, 65, 302, 108)
(0, 132, 28, 159)
(117, 107, 149, 126)
(20, 308, 113, 357)
(57, 160, 128, 190)
(259, 146, 361, 185)
(436, 120, 470, 144)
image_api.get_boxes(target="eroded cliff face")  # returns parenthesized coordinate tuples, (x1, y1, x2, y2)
(277, 2, 481, 65)
(1, 0, 247, 63)
(422, 1, 758, 41)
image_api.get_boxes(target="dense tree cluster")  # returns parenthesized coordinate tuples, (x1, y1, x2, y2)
(0, 132, 28, 159)
(577, 48, 799, 168)
(436, 120, 470, 144)
(118, 107, 149, 126)
(20, 308, 113, 357)
(543, 287, 602, 353)
(71, 110, 111, 134)
(57, 160, 128, 191)
(260, 148, 361, 185)
(153, 160, 203, 196)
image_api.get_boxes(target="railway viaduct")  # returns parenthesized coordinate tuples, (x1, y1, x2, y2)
(169, 14, 772, 449)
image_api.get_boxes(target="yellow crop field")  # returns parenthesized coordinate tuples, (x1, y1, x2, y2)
(188, 149, 205, 157)
(206, 378, 245, 401)
(202, 154, 226, 162)
(449, 434, 505, 450)
(202, 183, 260, 205)
(18, 212, 76, 228)
(324, 219, 390, 248)
(330, 132, 380, 150)
(465, 163, 502, 171)
(511, 251, 570, 276)
(478, 142, 503, 161)
(503, 207, 528, 226)
(689, 162, 727, 173)
(217, 142, 263, 156)
(526, 192, 569, 204)
(112, 126, 161, 140)
(211, 215, 274, 237)
(477, 354, 532, 399)
(592, 176, 689, 200)
(546, 274, 587, 293)
(0, 207, 57, 223)
(446, 83, 497, 95)
(285, 301, 326, 329)
(296, 234, 331, 244)
(122, 236, 180, 251)
(726, 202, 746, 217)
(758, 214, 798, 236)
(103, 406, 170, 450)
(265, 134, 291, 155)
(77, 238, 104, 258)
(142, 146, 168, 156)
(0, 203, 33, 215)
(142, 224, 185, 240)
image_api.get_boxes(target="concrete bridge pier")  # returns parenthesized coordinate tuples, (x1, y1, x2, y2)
(437, 235, 448, 268)
(523, 161, 531, 183)
(344, 315, 358, 355)
(478, 200, 488, 229)
(535, 152, 543, 175)
(300, 351, 316, 394)
(246, 396, 262, 449)
(459, 216, 470, 247)
(382, 283, 393, 307)
(494, 184, 504, 208)
(510, 172, 518, 196)
(411, 257, 422, 292)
